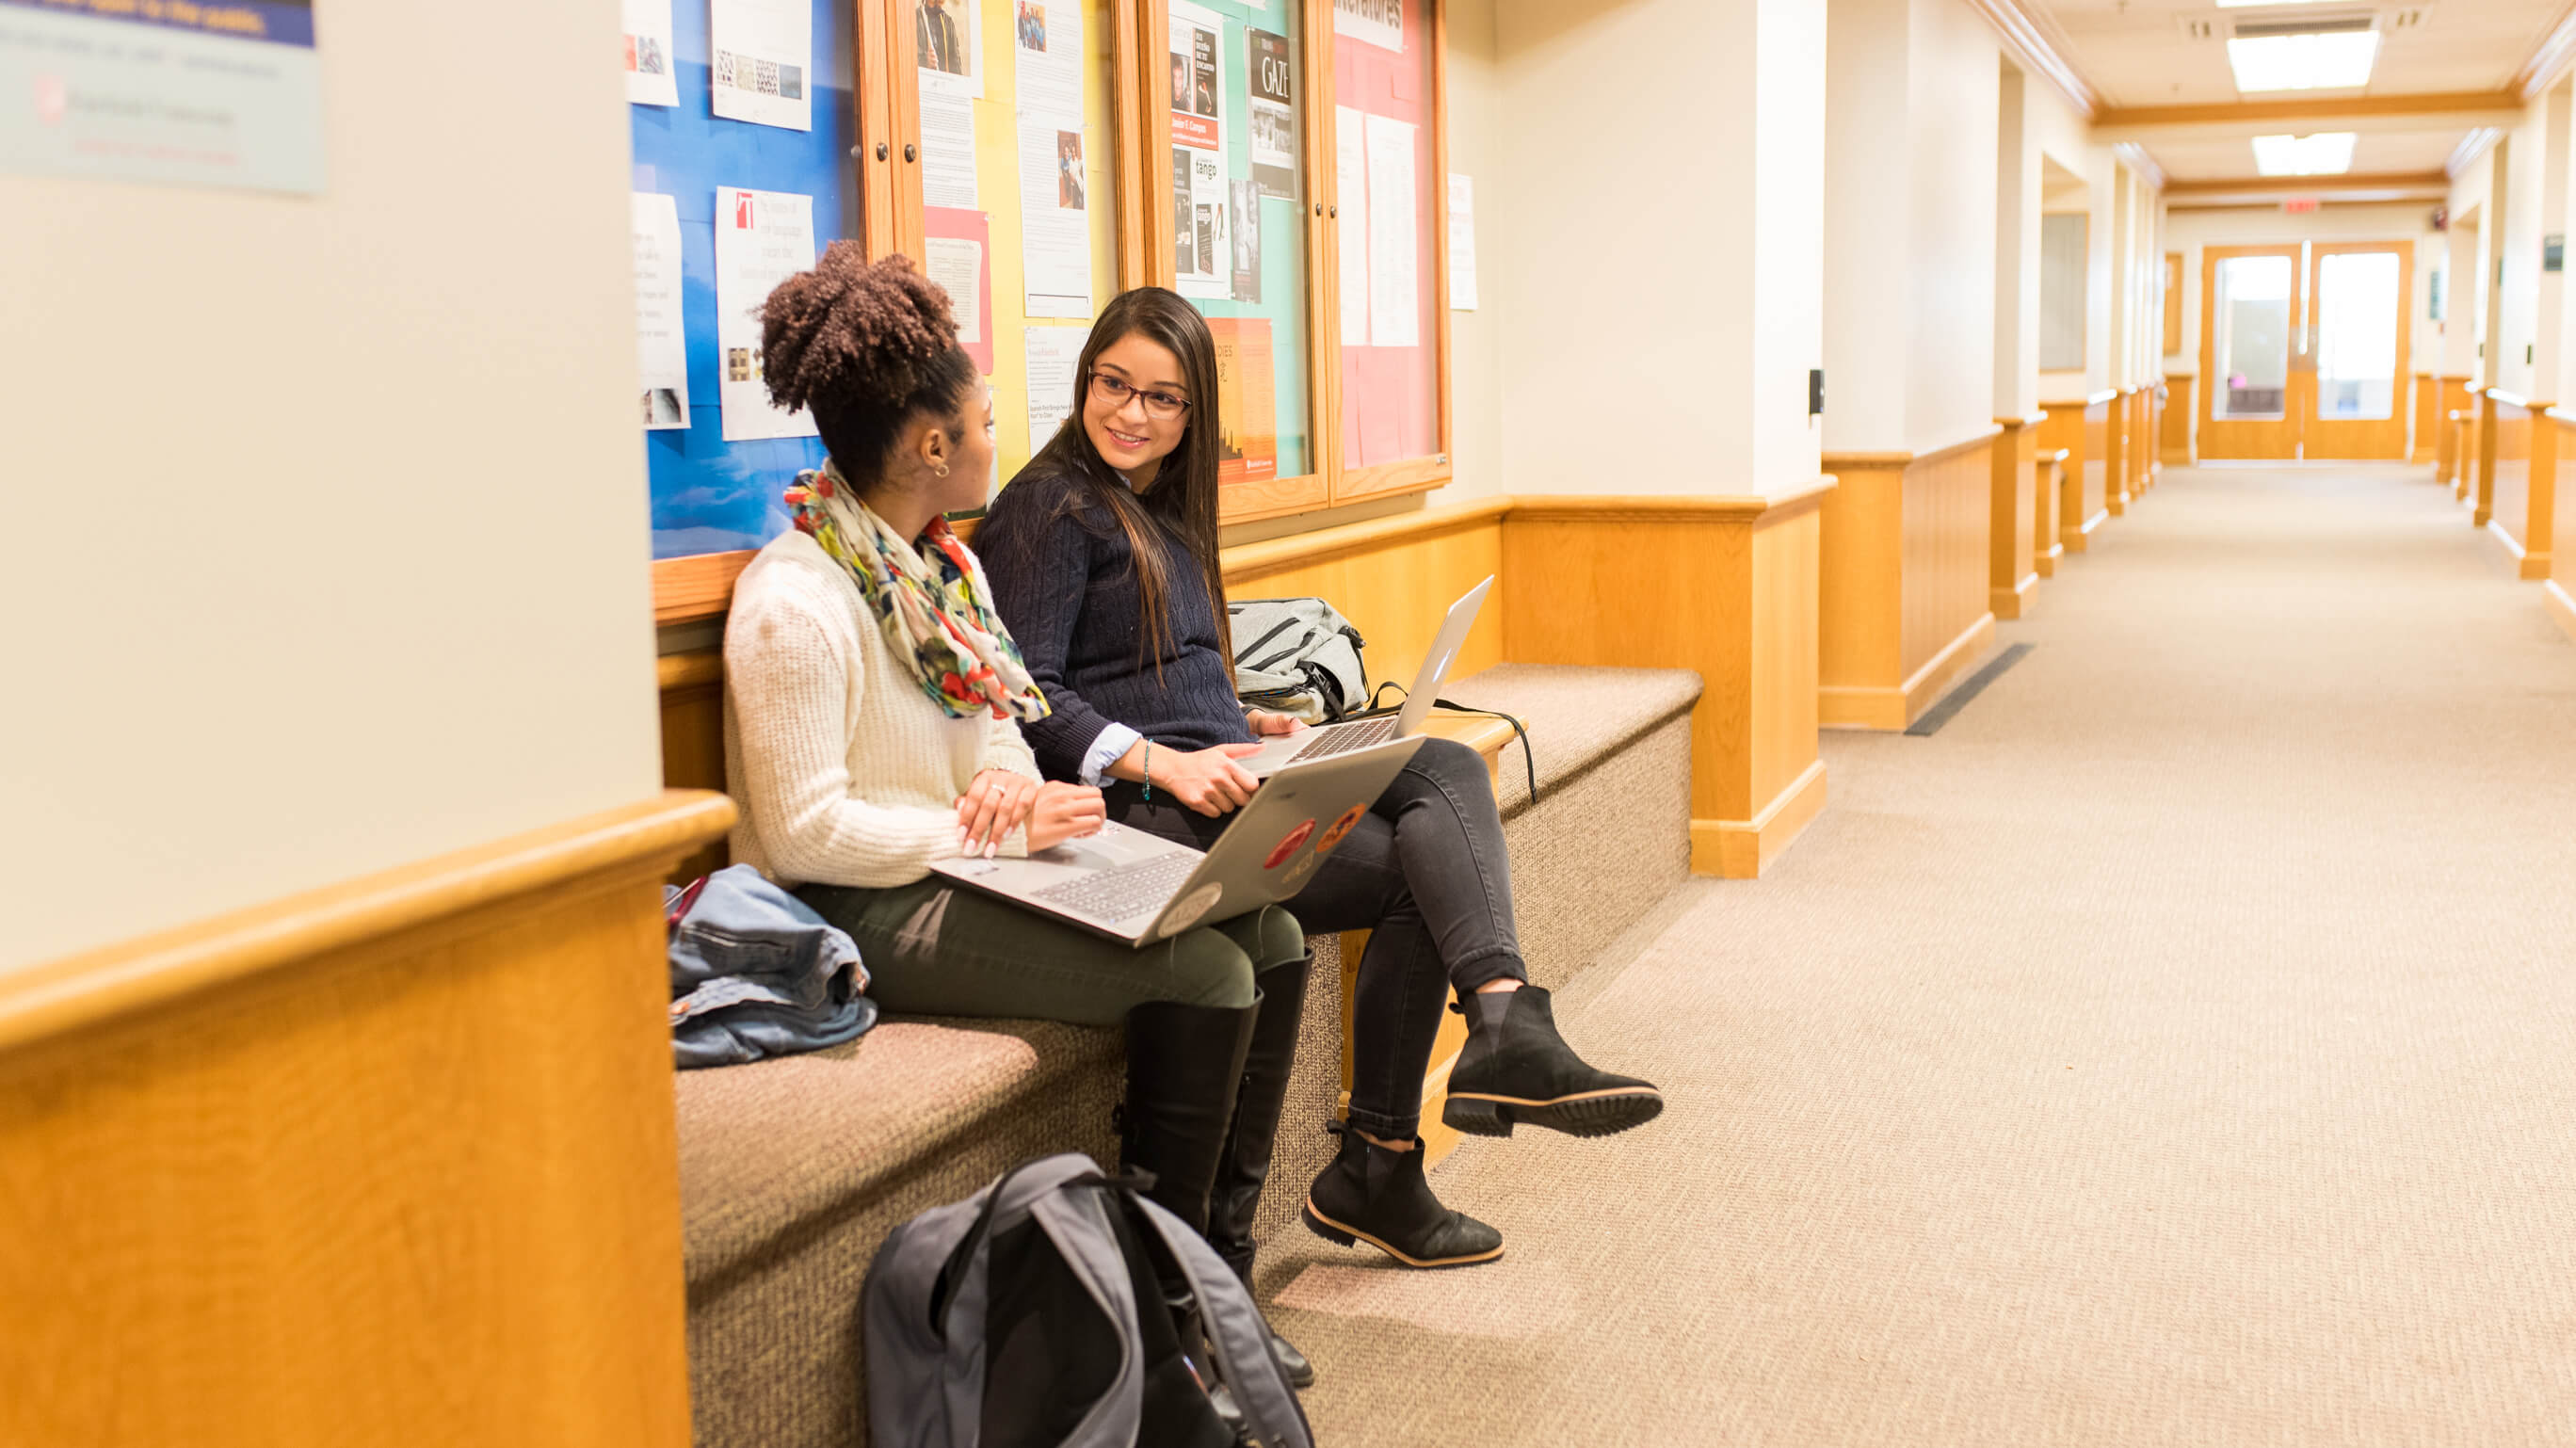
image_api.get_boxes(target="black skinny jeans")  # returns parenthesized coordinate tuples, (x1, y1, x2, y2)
(1109, 735, 1527, 1139)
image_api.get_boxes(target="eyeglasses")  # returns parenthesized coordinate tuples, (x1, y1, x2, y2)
(1087, 371, 1191, 420)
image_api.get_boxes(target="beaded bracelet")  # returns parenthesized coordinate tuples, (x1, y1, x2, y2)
(1140, 740, 1153, 802)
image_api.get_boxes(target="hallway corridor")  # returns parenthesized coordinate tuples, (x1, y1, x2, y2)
(1270, 465, 2576, 1446)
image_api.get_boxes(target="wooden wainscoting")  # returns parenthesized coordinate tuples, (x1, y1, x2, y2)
(2040, 393, 2114, 553)
(0, 792, 734, 1448)
(2131, 386, 2155, 495)
(2474, 388, 2500, 526)
(2484, 394, 2556, 580)
(1498, 491, 1833, 877)
(2163, 375, 2194, 466)
(2412, 372, 2440, 463)
(2103, 389, 2132, 517)
(2552, 411, 2576, 645)
(1990, 417, 2041, 619)
(1817, 430, 2000, 732)
(2437, 405, 2461, 489)
(2033, 447, 2066, 579)
(2441, 376, 2475, 477)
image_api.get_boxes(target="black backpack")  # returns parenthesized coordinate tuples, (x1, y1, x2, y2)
(862, 1153, 1314, 1448)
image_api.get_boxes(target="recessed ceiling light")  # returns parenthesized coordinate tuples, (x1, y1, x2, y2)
(2251, 132, 2359, 174)
(2227, 30, 2380, 91)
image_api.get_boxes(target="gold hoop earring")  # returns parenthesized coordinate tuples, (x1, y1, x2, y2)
(933, 461, 951, 478)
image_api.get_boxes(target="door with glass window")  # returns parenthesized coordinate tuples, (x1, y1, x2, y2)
(2304, 240, 2413, 459)
(2199, 245, 2303, 459)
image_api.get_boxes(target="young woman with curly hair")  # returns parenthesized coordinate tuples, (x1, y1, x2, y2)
(721, 249, 1314, 1380)
(976, 287, 1664, 1285)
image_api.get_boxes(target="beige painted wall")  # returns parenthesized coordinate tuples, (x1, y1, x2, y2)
(0, 0, 664, 972)
(1436, 0, 1505, 503)
(2029, 78, 2112, 399)
(1485, 0, 1822, 496)
(1995, 65, 2042, 421)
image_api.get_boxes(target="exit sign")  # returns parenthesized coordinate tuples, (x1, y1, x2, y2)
(2283, 197, 2321, 214)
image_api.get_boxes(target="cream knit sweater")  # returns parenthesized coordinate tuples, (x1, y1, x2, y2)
(722, 528, 1043, 889)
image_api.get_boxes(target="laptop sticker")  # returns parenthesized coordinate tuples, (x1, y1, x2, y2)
(1264, 819, 1316, 869)
(1281, 850, 1322, 891)
(1315, 803, 1368, 855)
(1160, 882, 1224, 939)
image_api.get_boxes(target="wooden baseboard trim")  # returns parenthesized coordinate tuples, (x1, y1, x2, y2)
(2473, 504, 2494, 526)
(2061, 508, 2109, 553)
(2545, 580, 2576, 644)
(1, 792, 736, 1055)
(1819, 614, 1999, 731)
(1991, 573, 2039, 620)
(2485, 518, 2532, 573)
(1690, 759, 1828, 879)
(2161, 447, 2192, 466)
(2035, 541, 2063, 578)
(2107, 491, 2128, 516)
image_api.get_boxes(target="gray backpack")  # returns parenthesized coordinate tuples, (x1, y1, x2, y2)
(1229, 597, 1368, 723)
(861, 1153, 1313, 1448)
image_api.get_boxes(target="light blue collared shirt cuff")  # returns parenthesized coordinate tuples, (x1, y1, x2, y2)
(1079, 723, 1143, 787)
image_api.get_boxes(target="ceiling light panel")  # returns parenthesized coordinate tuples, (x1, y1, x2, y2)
(2227, 29, 2381, 91)
(2251, 132, 2359, 174)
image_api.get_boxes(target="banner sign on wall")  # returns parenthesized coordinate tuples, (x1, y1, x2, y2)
(0, 0, 324, 193)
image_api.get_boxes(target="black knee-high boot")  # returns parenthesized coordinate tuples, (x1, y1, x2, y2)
(1119, 997, 1260, 1235)
(1203, 957, 1316, 1387)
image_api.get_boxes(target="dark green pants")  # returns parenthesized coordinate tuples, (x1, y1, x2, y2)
(796, 877, 1305, 1025)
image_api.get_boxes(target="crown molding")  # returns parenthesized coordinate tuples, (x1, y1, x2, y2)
(2095, 90, 2525, 137)
(2113, 141, 2167, 192)
(1962, 0, 2100, 120)
(2515, 1, 2576, 100)
(2161, 169, 2449, 201)
(2448, 126, 2504, 178)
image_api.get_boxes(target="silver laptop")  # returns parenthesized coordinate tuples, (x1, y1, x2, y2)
(928, 736, 1425, 945)
(1234, 575, 1494, 779)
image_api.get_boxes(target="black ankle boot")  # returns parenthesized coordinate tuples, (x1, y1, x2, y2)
(1120, 998, 1260, 1233)
(1205, 957, 1317, 1388)
(1441, 985, 1664, 1139)
(1301, 1125, 1504, 1269)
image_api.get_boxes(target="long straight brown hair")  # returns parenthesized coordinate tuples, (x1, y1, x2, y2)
(1026, 286, 1232, 670)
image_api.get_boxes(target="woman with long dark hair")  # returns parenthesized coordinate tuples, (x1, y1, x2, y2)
(720, 253, 1310, 1376)
(977, 287, 1663, 1291)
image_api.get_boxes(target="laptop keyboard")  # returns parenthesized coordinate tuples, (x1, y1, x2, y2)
(1028, 851, 1201, 923)
(1286, 715, 1398, 763)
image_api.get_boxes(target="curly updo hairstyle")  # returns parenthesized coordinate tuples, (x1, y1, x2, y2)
(760, 242, 978, 484)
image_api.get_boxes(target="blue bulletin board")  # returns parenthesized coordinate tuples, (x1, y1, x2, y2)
(633, 0, 858, 559)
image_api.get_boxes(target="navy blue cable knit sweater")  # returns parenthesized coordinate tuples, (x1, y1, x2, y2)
(975, 459, 1254, 782)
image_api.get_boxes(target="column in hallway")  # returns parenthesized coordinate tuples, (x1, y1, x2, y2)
(2104, 160, 2134, 511)
(1487, 0, 1832, 874)
(1815, 0, 2003, 731)
(2478, 135, 2514, 525)
(2439, 206, 2484, 495)
(2485, 81, 2568, 578)
(1989, 63, 2047, 619)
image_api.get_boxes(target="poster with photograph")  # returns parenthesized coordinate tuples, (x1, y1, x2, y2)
(1168, 1, 1223, 150)
(1015, 0, 1082, 117)
(1017, 120, 1092, 318)
(624, 0, 678, 106)
(915, 0, 983, 98)
(1248, 28, 1296, 198)
(1363, 112, 1418, 348)
(1208, 317, 1278, 485)
(1230, 178, 1262, 304)
(711, 0, 812, 130)
(1332, 0, 1403, 53)
(715, 186, 819, 441)
(1025, 326, 1092, 455)
(632, 192, 690, 429)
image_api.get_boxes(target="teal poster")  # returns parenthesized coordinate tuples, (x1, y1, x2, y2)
(0, 0, 325, 194)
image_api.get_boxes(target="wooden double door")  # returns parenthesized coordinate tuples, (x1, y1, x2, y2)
(2199, 240, 2415, 459)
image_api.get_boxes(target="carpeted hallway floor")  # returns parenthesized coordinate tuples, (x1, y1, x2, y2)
(1261, 464, 2576, 1446)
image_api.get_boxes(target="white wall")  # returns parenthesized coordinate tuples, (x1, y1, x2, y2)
(1441, 0, 1505, 501)
(1995, 65, 2040, 420)
(0, 0, 664, 972)
(2498, 101, 2548, 395)
(1491, 0, 1822, 493)
(1822, 0, 1998, 453)
(2030, 81, 2110, 399)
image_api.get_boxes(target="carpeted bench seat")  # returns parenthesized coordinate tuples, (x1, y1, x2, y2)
(674, 663, 1704, 1447)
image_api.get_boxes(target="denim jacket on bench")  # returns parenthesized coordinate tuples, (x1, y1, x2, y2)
(667, 863, 877, 1069)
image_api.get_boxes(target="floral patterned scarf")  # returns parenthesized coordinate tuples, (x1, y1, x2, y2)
(783, 463, 1051, 722)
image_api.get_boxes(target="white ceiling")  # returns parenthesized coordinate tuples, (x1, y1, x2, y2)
(2029, 0, 2571, 180)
